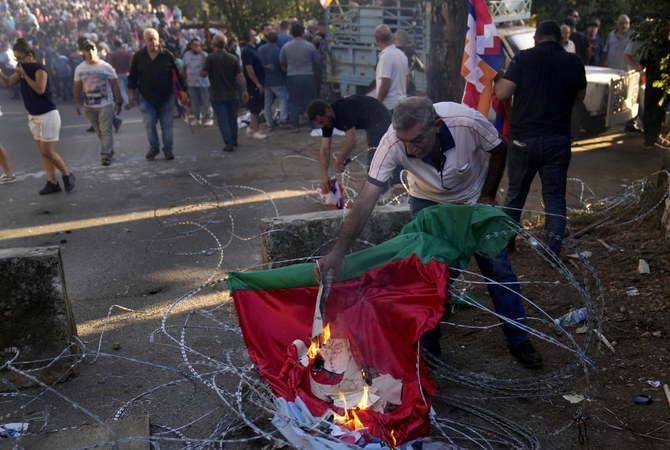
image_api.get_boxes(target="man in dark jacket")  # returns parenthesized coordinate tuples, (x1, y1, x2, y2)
(495, 20, 587, 256)
(128, 27, 178, 160)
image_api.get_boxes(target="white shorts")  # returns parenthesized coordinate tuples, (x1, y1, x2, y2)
(28, 109, 61, 142)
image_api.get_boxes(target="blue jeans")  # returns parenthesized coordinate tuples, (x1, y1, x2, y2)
(286, 74, 315, 129)
(84, 104, 114, 157)
(189, 86, 211, 121)
(410, 196, 529, 348)
(212, 100, 239, 146)
(117, 74, 129, 106)
(264, 83, 289, 127)
(503, 135, 572, 255)
(137, 92, 174, 152)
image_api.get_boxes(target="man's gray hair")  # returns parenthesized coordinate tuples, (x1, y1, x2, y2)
(143, 28, 159, 40)
(392, 97, 438, 132)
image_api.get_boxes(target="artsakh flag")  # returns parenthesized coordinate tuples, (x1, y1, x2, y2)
(172, 67, 189, 123)
(461, 0, 505, 116)
(228, 204, 517, 445)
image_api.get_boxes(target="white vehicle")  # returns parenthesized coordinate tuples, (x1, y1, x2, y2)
(494, 4, 640, 134)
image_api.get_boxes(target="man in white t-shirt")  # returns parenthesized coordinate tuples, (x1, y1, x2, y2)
(73, 39, 123, 166)
(316, 97, 543, 369)
(374, 24, 408, 112)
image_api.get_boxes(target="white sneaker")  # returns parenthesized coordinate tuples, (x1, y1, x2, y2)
(253, 131, 268, 140)
(189, 118, 199, 126)
(202, 118, 214, 127)
(0, 173, 16, 184)
(246, 127, 254, 136)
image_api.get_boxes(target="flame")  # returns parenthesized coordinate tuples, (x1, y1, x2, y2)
(356, 386, 369, 409)
(338, 391, 349, 416)
(332, 390, 371, 431)
(323, 323, 331, 343)
(391, 429, 397, 447)
(350, 409, 364, 430)
(308, 323, 331, 358)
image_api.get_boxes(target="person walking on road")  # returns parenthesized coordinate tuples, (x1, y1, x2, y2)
(182, 38, 213, 127)
(73, 39, 123, 166)
(240, 28, 268, 140)
(201, 34, 249, 153)
(258, 30, 289, 131)
(0, 139, 15, 184)
(280, 22, 320, 132)
(0, 38, 74, 195)
(128, 28, 178, 160)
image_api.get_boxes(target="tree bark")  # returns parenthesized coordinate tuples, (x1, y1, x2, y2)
(428, 0, 468, 102)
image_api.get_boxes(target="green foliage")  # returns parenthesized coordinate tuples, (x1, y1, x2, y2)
(205, 0, 325, 39)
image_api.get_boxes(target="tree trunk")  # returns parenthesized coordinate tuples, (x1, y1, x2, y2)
(428, 0, 468, 102)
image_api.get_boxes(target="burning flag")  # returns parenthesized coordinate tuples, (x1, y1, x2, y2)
(320, 0, 333, 8)
(229, 204, 517, 446)
(461, 0, 505, 116)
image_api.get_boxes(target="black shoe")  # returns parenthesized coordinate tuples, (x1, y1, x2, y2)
(86, 126, 94, 132)
(146, 147, 160, 160)
(509, 340, 543, 369)
(62, 173, 75, 192)
(114, 118, 123, 133)
(223, 145, 234, 152)
(39, 181, 61, 195)
(164, 149, 174, 160)
(101, 156, 111, 166)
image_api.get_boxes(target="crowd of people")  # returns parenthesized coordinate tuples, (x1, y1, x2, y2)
(0, 0, 331, 189)
(559, 7, 669, 147)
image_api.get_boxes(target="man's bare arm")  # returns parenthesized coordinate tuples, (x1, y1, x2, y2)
(494, 78, 517, 101)
(377, 77, 390, 103)
(334, 128, 357, 172)
(319, 136, 333, 192)
(477, 141, 507, 205)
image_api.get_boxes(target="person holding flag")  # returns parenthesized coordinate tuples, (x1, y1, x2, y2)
(128, 28, 179, 161)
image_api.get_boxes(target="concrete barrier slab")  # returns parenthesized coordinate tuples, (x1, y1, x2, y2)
(0, 246, 79, 391)
(260, 205, 411, 268)
(0, 415, 150, 450)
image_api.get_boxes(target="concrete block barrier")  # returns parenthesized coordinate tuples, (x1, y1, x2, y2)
(260, 205, 411, 268)
(0, 246, 79, 391)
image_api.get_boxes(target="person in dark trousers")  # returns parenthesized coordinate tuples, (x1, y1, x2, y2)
(128, 28, 178, 160)
(495, 20, 586, 256)
(308, 96, 391, 193)
(315, 97, 544, 369)
(201, 34, 249, 153)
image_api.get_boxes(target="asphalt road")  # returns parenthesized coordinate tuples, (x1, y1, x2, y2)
(0, 89, 667, 444)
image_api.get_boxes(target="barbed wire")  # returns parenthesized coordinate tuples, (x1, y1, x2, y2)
(2, 169, 667, 449)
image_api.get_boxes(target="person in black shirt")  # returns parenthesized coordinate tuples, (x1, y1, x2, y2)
(563, 17, 590, 65)
(494, 20, 586, 256)
(308, 96, 391, 192)
(128, 28, 178, 160)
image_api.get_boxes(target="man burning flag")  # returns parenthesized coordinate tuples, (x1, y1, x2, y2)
(229, 204, 517, 446)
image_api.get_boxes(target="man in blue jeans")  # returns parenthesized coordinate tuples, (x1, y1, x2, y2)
(315, 97, 543, 369)
(495, 20, 586, 256)
(201, 34, 249, 152)
(128, 28, 178, 160)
